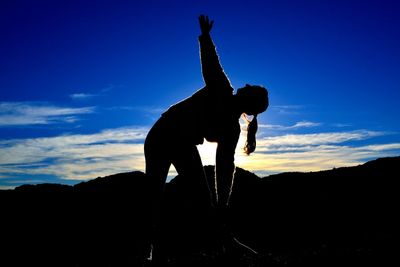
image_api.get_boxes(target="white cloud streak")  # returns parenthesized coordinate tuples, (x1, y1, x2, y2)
(69, 84, 116, 100)
(270, 105, 304, 115)
(197, 129, 399, 177)
(259, 121, 321, 130)
(69, 93, 97, 100)
(257, 130, 384, 148)
(0, 102, 94, 126)
(233, 130, 399, 175)
(0, 122, 399, 187)
(0, 127, 147, 180)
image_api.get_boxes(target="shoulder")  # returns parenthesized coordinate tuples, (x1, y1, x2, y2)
(203, 84, 234, 97)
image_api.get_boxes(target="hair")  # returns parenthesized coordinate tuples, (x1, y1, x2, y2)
(244, 114, 258, 155)
(240, 84, 268, 155)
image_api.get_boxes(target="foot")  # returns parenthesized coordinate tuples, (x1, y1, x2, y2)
(222, 232, 258, 256)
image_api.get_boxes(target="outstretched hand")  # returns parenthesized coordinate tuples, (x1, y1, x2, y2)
(199, 15, 214, 35)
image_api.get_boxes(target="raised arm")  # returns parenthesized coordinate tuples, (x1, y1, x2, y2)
(198, 15, 231, 89)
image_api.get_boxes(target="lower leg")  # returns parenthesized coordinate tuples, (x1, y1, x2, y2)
(145, 153, 170, 264)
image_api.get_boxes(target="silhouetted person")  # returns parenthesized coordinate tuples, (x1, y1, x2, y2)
(145, 15, 269, 264)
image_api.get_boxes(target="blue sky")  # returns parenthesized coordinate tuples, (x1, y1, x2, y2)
(1, 0, 400, 189)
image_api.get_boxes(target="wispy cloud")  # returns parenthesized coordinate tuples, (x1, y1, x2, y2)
(69, 93, 97, 100)
(259, 121, 321, 131)
(0, 127, 147, 181)
(257, 130, 384, 148)
(234, 130, 399, 175)
(69, 84, 117, 100)
(1, 123, 399, 188)
(332, 123, 352, 128)
(0, 185, 16, 190)
(197, 129, 399, 176)
(0, 102, 94, 126)
(270, 105, 304, 115)
(106, 105, 164, 114)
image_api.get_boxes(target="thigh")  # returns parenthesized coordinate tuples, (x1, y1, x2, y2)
(145, 153, 170, 194)
(171, 145, 204, 178)
(171, 145, 211, 205)
(144, 137, 171, 198)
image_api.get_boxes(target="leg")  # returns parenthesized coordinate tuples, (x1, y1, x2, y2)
(144, 119, 174, 225)
(145, 153, 170, 230)
(145, 134, 171, 224)
(170, 145, 216, 255)
(144, 137, 171, 265)
(171, 145, 213, 209)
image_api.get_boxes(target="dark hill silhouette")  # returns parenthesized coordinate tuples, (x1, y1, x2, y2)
(1, 156, 399, 266)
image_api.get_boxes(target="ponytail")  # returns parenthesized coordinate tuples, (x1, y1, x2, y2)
(244, 114, 258, 155)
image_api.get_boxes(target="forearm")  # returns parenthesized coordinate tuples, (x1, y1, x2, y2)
(215, 158, 235, 207)
(215, 140, 236, 207)
(199, 33, 230, 87)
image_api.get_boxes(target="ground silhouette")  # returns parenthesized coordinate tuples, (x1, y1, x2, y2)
(1, 156, 399, 266)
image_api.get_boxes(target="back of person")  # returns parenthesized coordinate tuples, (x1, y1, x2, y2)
(161, 84, 237, 145)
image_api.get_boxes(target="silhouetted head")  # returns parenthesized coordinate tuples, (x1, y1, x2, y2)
(235, 84, 269, 155)
(236, 84, 269, 116)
